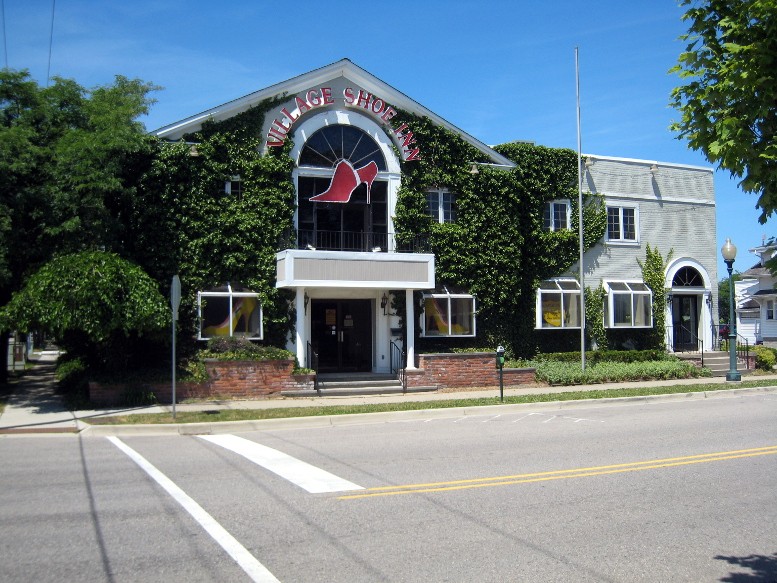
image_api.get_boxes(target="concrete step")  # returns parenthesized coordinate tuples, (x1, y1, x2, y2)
(281, 373, 438, 397)
(675, 351, 751, 377)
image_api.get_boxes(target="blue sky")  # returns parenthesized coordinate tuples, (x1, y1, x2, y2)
(4, 0, 770, 279)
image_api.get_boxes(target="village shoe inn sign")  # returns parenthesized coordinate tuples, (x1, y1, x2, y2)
(265, 86, 421, 162)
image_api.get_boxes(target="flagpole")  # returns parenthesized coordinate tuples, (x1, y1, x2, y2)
(576, 47, 586, 371)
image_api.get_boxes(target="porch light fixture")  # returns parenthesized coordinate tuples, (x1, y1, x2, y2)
(469, 163, 479, 175)
(721, 238, 741, 381)
(585, 157, 594, 168)
(650, 164, 659, 176)
(304, 291, 309, 314)
(381, 292, 389, 315)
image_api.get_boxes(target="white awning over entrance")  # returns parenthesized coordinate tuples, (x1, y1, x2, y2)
(276, 249, 435, 289)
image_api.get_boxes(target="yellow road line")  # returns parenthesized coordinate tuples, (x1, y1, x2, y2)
(338, 445, 777, 500)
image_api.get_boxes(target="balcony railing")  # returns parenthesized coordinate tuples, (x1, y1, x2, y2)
(279, 229, 431, 253)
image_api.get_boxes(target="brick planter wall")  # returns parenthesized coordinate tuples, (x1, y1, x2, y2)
(88, 359, 315, 406)
(406, 352, 535, 390)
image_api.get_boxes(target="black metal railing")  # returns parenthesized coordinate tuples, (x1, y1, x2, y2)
(738, 334, 751, 369)
(279, 229, 431, 253)
(390, 340, 406, 393)
(720, 333, 750, 370)
(672, 324, 704, 367)
(306, 341, 319, 393)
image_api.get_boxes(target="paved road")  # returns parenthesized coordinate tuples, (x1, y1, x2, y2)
(1, 393, 775, 582)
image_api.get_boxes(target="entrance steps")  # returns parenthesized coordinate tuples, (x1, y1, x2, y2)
(674, 350, 750, 377)
(281, 373, 438, 397)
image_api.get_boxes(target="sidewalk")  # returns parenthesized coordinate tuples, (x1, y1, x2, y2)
(2, 355, 776, 435)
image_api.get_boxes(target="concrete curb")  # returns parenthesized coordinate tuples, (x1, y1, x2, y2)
(78, 385, 777, 437)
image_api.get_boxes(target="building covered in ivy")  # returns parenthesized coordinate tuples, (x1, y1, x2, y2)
(153, 59, 718, 373)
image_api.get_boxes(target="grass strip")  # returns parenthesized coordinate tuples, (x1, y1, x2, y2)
(84, 379, 777, 425)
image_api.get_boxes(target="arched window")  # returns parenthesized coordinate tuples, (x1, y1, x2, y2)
(672, 266, 704, 287)
(299, 125, 387, 170)
(297, 124, 388, 251)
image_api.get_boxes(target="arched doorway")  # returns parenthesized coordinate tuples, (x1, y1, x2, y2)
(668, 264, 709, 352)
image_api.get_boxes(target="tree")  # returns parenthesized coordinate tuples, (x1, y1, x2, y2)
(670, 0, 777, 222)
(0, 251, 169, 371)
(0, 70, 158, 380)
(718, 272, 742, 324)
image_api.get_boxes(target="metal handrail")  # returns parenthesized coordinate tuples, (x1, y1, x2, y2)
(736, 333, 750, 370)
(390, 340, 406, 393)
(719, 333, 751, 370)
(674, 323, 704, 367)
(306, 341, 319, 393)
(279, 229, 431, 253)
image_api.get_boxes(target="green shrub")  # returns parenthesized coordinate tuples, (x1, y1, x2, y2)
(181, 359, 209, 383)
(55, 357, 88, 392)
(752, 345, 777, 371)
(199, 337, 293, 361)
(534, 359, 708, 385)
(119, 386, 158, 407)
(536, 349, 673, 365)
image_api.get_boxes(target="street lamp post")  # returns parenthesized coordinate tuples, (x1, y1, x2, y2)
(721, 239, 741, 382)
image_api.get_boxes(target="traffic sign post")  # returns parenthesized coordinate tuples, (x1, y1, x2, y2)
(170, 275, 181, 419)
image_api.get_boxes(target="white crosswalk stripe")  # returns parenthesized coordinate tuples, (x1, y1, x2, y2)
(199, 434, 364, 494)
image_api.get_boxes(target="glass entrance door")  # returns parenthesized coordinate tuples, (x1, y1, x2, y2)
(311, 300, 372, 372)
(673, 295, 699, 350)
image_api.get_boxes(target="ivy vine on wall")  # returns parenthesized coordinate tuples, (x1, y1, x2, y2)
(391, 112, 606, 357)
(137, 97, 296, 353)
(639, 244, 673, 350)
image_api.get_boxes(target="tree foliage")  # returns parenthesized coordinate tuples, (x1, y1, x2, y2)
(0, 70, 159, 379)
(670, 0, 777, 222)
(718, 272, 742, 324)
(0, 251, 168, 370)
(0, 70, 159, 296)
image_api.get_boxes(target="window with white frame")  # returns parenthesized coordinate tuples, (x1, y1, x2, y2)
(767, 300, 774, 320)
(535, 279, 581, 329)
(543, 200, 570, 231)
(427, 189, 457, 223)
(225, 175, 243, 199)
(606, 205, 638, 242)
(422, 293, 475, 337)
(603, 281, 652, 328)
(198, 284, 262, 340)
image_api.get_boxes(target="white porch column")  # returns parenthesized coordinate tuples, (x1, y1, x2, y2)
(405, 289, 416, 369)
(295, 287, 306, 367)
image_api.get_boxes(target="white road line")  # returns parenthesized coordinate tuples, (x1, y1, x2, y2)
(512, 413, 543, 423)
(199, 434, 364, 494)
(107, 436, 280, 583)
(482, 415, 502, 422)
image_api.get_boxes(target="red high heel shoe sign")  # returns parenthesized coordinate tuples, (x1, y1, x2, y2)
(309, 160, 379, 204)
(266, 86, 421, 162)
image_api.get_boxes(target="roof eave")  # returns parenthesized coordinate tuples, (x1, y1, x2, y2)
(153, 58, 515, 168)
